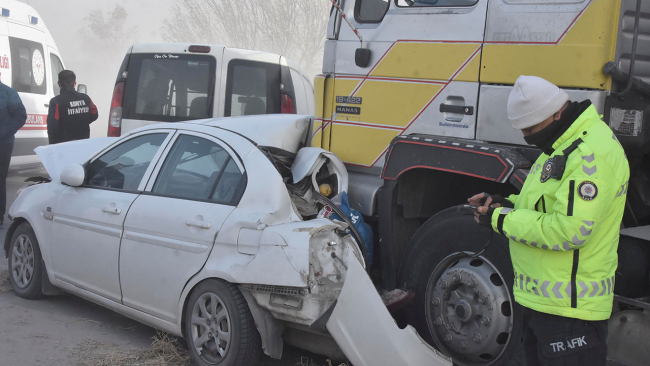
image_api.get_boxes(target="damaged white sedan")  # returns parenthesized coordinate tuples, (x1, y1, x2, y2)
(4, 115, 451, 366)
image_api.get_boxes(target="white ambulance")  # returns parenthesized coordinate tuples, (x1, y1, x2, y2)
(0, 0, 69, 168)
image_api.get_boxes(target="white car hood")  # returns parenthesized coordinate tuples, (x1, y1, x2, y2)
(35, 137, 117, 183)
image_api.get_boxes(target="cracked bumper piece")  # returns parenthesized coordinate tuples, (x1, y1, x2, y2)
(326, 257, 453, 366)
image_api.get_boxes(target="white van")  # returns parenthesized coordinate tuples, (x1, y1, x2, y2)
(0, 0, 68, 168)
(109, 43, 315, 136)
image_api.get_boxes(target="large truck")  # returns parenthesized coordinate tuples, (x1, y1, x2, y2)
(315, 0, 650, 365)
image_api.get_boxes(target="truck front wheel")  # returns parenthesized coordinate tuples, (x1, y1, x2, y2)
(400, 207, 523, 366)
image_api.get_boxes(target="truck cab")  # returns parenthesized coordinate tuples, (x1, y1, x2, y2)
(315, 1, 650, 365)
(108, 43, 315, 136)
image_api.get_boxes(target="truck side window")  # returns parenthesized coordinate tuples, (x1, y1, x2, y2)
(395, 0, 478, 7)
(50, 54, 64, 96)
(356, 0, 390, 23)
(224, 60, 281, 117)
(9, 37, 47, 95)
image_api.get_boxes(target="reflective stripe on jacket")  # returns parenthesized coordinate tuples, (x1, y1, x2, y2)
(490, 105, 629, 321)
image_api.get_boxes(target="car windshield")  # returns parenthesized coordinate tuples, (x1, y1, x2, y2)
(122, 53, 216, 123)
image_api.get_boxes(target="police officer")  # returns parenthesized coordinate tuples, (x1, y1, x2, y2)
(469, 75, 629, 365)
(47, 70, 98, 144)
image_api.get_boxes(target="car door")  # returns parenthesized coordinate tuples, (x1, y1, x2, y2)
(50, 131, 173, 302)
(119, 131, 245, 322)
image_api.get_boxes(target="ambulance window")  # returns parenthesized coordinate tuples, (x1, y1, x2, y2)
(50, 54, 64, 96)
(355, 0, 390, 23)
(224, 60, 281, 117)
(395, 0, 478, 7)
(122, 53, 216, 123)
(9, 37, 47, 95)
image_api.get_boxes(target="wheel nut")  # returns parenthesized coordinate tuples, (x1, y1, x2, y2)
(208, 332, 213, 339)
(434, 317, 443, 326)
(460, 340, 467, 349)
(481, 317, 491, 326)
(444, 334, 453, 343)
(440, 281, 448, 289)
(472, 333, 482, 343)
(432, 297, 440, 306)
(467, 279, 477, 288)
(206, 320, 211, 325)
(452, 274, 461, 282)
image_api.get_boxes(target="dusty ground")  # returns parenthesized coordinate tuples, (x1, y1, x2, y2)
(0, 166, 348, 366)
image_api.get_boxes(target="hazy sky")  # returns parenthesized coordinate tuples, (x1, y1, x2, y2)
(23, 0, 177, 136)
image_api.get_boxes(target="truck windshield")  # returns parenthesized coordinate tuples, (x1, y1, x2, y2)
(123, 53, 216, 123)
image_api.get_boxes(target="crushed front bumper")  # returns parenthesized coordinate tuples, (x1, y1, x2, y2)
(326, 257, 453, 366)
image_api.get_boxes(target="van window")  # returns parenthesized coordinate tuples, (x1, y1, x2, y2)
(224, 60, 281, 117)
(50, 54, 64, 96)
(395, 0, 478, 7)
(122, 53, 216, 123)
(355, 0, 390, 23)
(9, 37, 47, 95)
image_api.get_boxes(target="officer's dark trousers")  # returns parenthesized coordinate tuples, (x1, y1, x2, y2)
(523, 307, 608, 366)
(0, 142, 13, 218)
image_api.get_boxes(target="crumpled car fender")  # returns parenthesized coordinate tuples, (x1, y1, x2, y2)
(326, 257, 453, 366)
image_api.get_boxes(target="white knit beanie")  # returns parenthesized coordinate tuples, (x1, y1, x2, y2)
(507, 75, 570, 130)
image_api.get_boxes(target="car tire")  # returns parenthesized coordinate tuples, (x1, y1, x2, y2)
(400, 207, 524, 366)
(185, 279, 261, 366)
(8, 222, 44, 299)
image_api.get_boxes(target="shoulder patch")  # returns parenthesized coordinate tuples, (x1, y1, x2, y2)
(578, 181, 598, 201)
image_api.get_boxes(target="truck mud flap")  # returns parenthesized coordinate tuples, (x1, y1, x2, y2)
(326, 257, 453, 366)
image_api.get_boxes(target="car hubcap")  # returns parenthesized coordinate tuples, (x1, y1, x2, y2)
(11, 234, 35, 289)
(191, 292, 231, 364)
(425, 254, 513, 365)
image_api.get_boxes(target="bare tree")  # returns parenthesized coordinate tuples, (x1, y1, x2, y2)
(161, 0, 330, 78)
(79, 4, 138, 69)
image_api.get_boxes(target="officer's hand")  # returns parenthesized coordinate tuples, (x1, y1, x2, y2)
(468, 192, 489, 207)
(474, 206, 495, 228)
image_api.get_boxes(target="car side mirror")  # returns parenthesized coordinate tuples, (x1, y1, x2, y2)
(60, 163, 85, 187)
(77, 84, 87, 94)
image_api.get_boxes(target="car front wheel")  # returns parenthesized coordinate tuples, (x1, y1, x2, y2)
(185, 279, 261, 366)
(8, 222, 44, 299)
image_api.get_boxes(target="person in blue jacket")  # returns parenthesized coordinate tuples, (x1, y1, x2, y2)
(0, 81, 27, 228)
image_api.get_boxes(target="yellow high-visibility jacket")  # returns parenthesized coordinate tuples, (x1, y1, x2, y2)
(491, 105, 629, 321)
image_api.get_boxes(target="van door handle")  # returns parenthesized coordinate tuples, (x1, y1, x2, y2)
(186, 219, 211, 229)
(102, 207, 122, 215)
(440, 104, 474, 115)
(44, 104, 49, 108)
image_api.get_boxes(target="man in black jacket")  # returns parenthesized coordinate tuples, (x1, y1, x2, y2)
(47, 70, 98, 144)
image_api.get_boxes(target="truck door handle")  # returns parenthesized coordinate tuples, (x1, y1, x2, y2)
(186, 219, 211, 229)
(440, 104, 474, 115)
(44, 103, 50, 108)
(102, 207, 122, 215)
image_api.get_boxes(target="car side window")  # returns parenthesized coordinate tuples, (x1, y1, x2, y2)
(50, 54, 64, 96)
(152, 134, 244, 205)
(224, 60, 281, 117)
(85, 133, 168, 191)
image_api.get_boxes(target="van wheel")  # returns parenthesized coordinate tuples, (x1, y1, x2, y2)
(8, 222, 44, 299)
(400, 207, 523, 366)
(185, 279, 261, 366)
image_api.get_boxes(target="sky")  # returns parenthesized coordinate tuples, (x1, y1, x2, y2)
(22, 0, 177, 137)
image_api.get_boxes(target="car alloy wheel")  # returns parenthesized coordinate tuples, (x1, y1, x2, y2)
(191, 292, 232, 363)
(11, 234, 35, 289)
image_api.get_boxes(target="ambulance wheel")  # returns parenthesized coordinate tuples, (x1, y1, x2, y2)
(400, 206, 524, 366)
